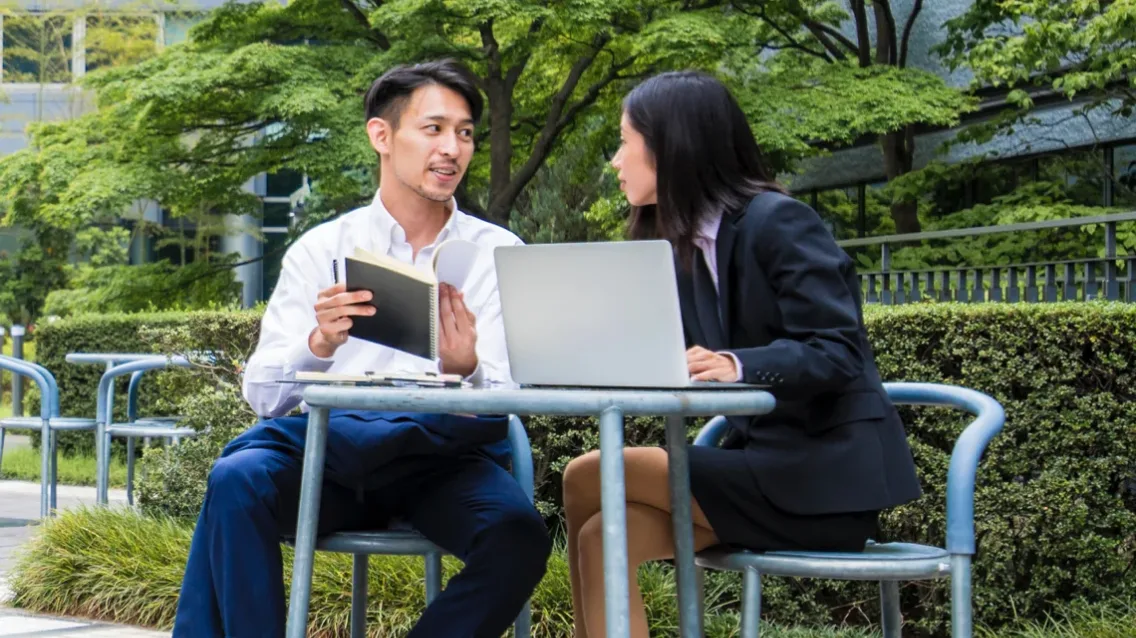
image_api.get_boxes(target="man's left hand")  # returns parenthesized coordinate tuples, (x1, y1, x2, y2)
(687, 346, 738, 382)
(439, 283, 478, 377)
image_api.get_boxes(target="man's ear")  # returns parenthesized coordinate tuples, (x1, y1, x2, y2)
(367, 117, 393, 155)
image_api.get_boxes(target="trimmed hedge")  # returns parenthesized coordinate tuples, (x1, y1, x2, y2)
(18, 303, 1136, 636)
(29, 310, 262, 455)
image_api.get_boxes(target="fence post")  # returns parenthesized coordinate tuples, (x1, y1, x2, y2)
(0, 325, 5, 409)
(881, 244, 892, 305)
(10, 324, 24, 417)
(1106, 222, 1120, 300)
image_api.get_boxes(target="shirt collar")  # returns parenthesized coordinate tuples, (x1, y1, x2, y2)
(369, 189, 463, 253)
(693, 211, 723, 245)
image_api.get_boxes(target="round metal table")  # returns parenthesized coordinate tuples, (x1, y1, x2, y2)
(286, 384, 775, 638)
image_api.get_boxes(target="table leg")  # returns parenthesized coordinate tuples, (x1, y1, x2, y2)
(285, 406, 330, 638)
(666, 415, 703, 638)
(96, 361, 114, 505)
(599, 406, 630, 638)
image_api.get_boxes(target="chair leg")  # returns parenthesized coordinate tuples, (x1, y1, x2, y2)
(126, 437, 136, 506)
(100, 431, 112, 506)
(880, 580, 901, 637)
(740, 566, 761, 638)
(49, 429, 58, 512)
(39, 421, 50, 518)
(424, 551, 442, 605)
(951, 555, 973, 638)
(350, 553, 368, 638)
(513, 600, 532, 638)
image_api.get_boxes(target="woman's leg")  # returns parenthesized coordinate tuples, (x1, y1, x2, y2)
(563, 447, 718, 638)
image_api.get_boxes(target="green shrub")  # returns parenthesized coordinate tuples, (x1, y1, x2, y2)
(135, 381, 258, 519)
(23, 302, 1136, 635)
(29, 310, 261, 456)
(864, 302, 1136, 635)
(9, 507, 880, 638)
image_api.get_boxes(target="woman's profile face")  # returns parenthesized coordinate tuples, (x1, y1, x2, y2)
(611, 112, 657, 207)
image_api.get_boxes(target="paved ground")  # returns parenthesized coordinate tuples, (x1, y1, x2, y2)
(0, 435, 168, 636)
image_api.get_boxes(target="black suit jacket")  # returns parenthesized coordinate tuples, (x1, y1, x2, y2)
(677, 191, 922, 516)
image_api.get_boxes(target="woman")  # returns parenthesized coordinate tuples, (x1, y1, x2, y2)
(561, 71, 923, 637)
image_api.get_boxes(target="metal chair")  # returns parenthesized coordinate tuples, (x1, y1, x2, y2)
(693, 382, 1005, 638)
(120, 367, 195, 505)
(285, 414, 535, 638)
(95, 355, 196, 505)
(0, 355, 97, 517)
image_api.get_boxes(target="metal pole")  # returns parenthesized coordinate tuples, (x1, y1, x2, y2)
(11, 325, 24, 417)
(285, 406, 330, 638)
(0, 326, 6, 409)
(599, 406, 630, 638)
(667, 415, 703, 637)
(951, 554, 972, 638)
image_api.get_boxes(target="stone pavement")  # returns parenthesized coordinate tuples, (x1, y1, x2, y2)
(0, 609, 167, 637)
(0, 438, 168, 637)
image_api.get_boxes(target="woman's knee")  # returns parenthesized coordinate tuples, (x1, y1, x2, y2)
(576, 511, 605, 558)
(562, 450, 601, 508)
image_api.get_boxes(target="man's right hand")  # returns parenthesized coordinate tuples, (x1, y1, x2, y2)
(309, 283, 375, 358)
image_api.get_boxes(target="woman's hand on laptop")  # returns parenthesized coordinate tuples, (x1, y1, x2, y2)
(687, 346, 738, 382)
(309, 282, 375, 358)
(439, 284, 478, 378)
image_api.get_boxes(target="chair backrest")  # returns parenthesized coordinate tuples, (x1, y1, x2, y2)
(693, 382, 1005, 556)
(506, 414, 534, 502)
(97, 355, 191, 424)
(0, 354, 57, 418)
(882, 382, 1004, 556)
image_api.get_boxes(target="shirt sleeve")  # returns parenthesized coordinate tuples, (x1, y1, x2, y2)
(241, 240, 335, 418)
(460, 236, 523, 389)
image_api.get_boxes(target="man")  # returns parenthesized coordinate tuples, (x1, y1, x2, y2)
(172, 59, 551, 638)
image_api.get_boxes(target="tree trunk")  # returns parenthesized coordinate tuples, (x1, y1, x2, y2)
(454, 181, 486, 219)
(880, 124, 921, 233)
(484, 78, 514, 227)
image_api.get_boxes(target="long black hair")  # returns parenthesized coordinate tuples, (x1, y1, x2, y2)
(622, 71, 787, 269)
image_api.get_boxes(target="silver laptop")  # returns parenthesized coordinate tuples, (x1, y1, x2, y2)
(493, 240, 757, 389)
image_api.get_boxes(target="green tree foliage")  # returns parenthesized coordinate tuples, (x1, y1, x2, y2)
(722, 0, 973, 233)
(937, 0, 1136, 201)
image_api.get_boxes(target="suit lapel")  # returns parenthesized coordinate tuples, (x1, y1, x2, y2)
(715, 214, 737, 345)
(691, 254, 726, 351)
(675, 257, 707, 347)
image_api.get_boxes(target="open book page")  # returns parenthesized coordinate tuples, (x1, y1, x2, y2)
(351, 240, 480, 288)
(352, 247, 435, 284)
(432, 239, 481, 288)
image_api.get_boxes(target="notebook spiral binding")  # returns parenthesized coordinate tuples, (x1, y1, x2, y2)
(430, 284, 439, 360)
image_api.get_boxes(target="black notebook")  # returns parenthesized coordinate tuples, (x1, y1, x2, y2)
(343, 241, 480, 360)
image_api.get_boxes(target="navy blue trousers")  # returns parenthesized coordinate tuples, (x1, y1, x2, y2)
(171, 410, 551, 638)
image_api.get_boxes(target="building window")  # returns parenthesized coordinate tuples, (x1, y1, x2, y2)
(2, 13, 73, 83)
(1114, 143, 1136, 209)
(85, 15, 158, 73)
(260, 169, 307, 300)
(1038, 150, 1106, 207)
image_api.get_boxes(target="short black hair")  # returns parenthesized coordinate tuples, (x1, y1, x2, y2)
(363, 59, 484, 128)
(622, 71, 787, 269)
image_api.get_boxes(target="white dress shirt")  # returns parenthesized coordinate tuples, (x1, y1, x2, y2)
(242, 190, 524, 418)
(691, 212, 743, 382)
